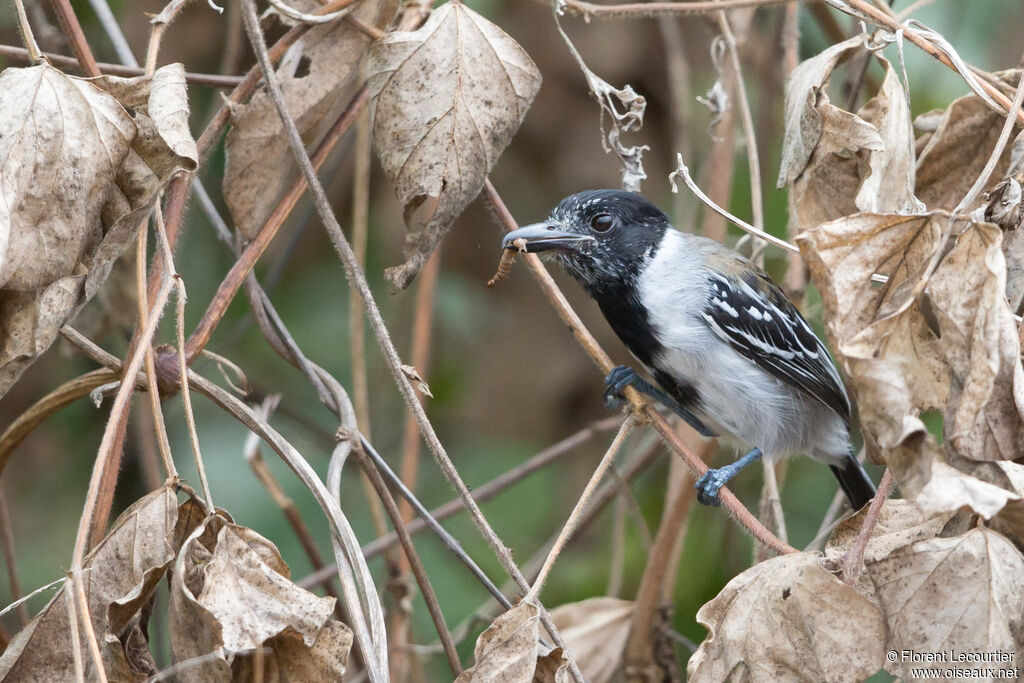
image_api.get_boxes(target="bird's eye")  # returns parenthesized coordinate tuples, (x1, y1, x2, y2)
(590, 213, 614, 233)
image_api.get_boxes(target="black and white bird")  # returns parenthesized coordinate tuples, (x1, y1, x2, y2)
(502, 189, 875, 509)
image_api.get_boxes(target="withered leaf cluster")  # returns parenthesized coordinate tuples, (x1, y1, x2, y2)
(0, 63, 196, 399)
(681, 44, 1024, 683)
(0, 488, 352, 681)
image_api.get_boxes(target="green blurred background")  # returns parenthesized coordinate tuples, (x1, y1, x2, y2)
(0, 0, 1020, 679)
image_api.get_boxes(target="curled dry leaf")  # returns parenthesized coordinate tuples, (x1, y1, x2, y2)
(687, 552, 885, 683)
(0, 63, 197, 398)
(0, 487, 202, 681)
(779, 38, 922, 235)
(169, 517, 350, 681)
(548, 597, 633, 683)
(799, 211, 1024, 516)
(224, 0, 391, 238)
(454, 601, 544, 682)
(824, 499, 964, 567)
(367, 0, 542, 288)
(867, 527, 1024, 678)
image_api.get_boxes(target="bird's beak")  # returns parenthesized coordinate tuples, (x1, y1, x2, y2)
(502, 222, 596, 254)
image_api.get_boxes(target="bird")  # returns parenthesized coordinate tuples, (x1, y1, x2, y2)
(501, 189, 875, 509)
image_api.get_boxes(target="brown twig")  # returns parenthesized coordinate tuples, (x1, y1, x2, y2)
(351, 443, 463, 677)
(397, 250, 441, 529)
(244, 396, 340, 603)
(239, 11, 588, 680)
(299, 416, 625, 587)
(46, 0, 100, 76)
(840, 468, 893, 584)
(0, 490, 28, 625)
(482, 180, 798, 557)
(525, 418, 636, 602)
(624, 434, 713, 681)
(185, 86, 369, 361)
(0, 45, 244, 87)
(561, 0, 812, 18)
(834, 0, 1024, 124)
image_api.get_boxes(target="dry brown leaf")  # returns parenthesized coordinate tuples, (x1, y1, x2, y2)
(853, 58, 923, 215)
(367, 0, 542, 288)
(798, 212, 1024, 465)
(867, 527, 1024, 678)
(0, 63, 196, 398)
(455, 601, 541, 682)
(229, 620, 353, 682)
(777, 36, 863, 188)
(169, 518, 348, 681)
(780, 40, 922, 235)
(916, 71, 1022, 212)
(0, 487, 198, 681)
(532, 646, 571, 683)
(547, 597, 633, 683)
(687, 552, 885, 683)
(224, 0, 388, 238)
(824, 499, 962, 567)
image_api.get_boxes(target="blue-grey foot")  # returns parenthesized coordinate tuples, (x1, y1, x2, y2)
(602, 365, 715, 438)
(695, 447, 763, 506)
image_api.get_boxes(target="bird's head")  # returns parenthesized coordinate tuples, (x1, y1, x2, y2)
(502, 190, 670, 292)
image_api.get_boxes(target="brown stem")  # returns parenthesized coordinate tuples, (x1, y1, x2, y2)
(0, 489, 29, 625)
(352, 444, 463, 677)
(244, 399, 341, 603)
(45, 0, 100, 76)
(185, 87, 369, 361)
(624, 435, 713, 681)
(840, 468, 893, 584)
(0, 45, 244, 87)
(397, 250, 441, 529)
(837, 0, 1024, 124)
(562, 0, 813, 18)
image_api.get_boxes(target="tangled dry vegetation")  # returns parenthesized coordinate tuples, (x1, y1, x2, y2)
(0, 0, 1022, 681)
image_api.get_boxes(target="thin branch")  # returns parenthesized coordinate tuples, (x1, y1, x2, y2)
(830, 0, 1024, 124)
(11, 0, 42, 62)
(0, 489, 29, 625)
(0, 45, 245, 87)
(185, 87, 368, 361)
(46, 0, 101, 76)
(561, 0, 812, 19)
(840, 468, 894, 584)
(525, 418, 636, 602)
(671, 158, 800, 254)
(398, 250, 441, 529)
(351, 443, 463, 677)
(717, 11, 764, 232)
(299, 416, 625, 588)
(625, 434, 712, 678)
(238, 11, 587, 680)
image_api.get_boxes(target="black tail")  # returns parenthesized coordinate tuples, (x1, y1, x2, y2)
(829, 452, 876, 510)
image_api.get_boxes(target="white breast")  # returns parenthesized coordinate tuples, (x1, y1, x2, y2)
(636, 230, 849, 461)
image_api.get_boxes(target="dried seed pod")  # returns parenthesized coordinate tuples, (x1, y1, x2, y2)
(487, 238, 528, 287)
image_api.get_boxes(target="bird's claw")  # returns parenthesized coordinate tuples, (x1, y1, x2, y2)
(695, 468, 729, 507)
(603, 365, 637, 410)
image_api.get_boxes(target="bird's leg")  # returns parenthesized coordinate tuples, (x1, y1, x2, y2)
(694, 447, 763, 507)
(603, 365, 715, 437)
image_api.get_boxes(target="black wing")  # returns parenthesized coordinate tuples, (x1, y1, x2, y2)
(702, 268, 851, 422)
